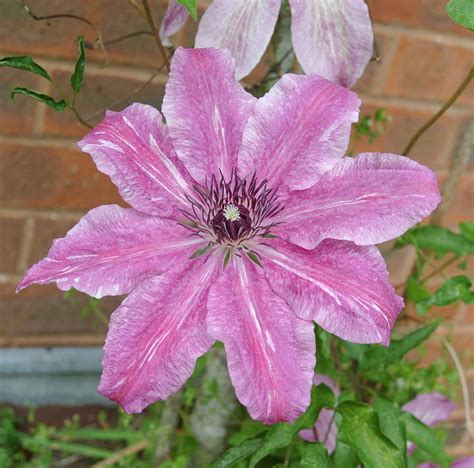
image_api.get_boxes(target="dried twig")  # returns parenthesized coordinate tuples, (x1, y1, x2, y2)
(91, 440, 149, 468)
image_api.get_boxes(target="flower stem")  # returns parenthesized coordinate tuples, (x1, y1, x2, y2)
(141, 0, 171, 73)
(403, 67, 474, 156)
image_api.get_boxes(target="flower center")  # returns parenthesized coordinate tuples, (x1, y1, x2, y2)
(180, 170, 282, 246)
(223, 204, 241, 222)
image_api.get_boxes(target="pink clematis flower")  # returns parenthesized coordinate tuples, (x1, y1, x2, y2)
(18, 48, 440, 423)
(160, 0, 374, 86)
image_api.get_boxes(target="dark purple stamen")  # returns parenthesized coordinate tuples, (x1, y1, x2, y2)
(180, 170, 282, 244)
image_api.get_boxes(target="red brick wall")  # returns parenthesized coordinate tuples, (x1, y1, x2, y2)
(0, 0, 473, 454)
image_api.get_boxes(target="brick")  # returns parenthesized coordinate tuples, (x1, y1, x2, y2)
(0, 143, 123, 210)
(352, 103, 470, 170)
(0, 281, 120, 339)
(0, 68, 40, 136)
(0, 0, 167, 68)
(353, 30, 399, 96)
(43, 70, 166, 138)
(367, 0, 472, 37)
(440, 172, 474, 226)
(382, 36, 474, 106)
(27, 217, 78, 265)
(0, 216, 25, 274)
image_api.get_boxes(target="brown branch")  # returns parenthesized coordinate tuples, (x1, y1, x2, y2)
(141, 0, 171, 72)
(85, 31, 153, 50)
(403, 67, 474, 156)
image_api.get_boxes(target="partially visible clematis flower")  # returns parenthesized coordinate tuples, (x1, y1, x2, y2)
(160, 0, 374, 86)
(17, 48, 440, 423)
(302, 378, 472, 467)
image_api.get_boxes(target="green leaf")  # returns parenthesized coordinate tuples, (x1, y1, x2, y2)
(446, 0, 474, 30)
(300, 442, 332, 467)
(373, 397, 407, 466)
(332, 441, 359, 468)
(360, 322, 439, 377)
(316, 326, 333, 374)
(228, 420, 267, 446)
(10, 87, 67, 111)
(396, 226, 474, 257)
(459, 221, 474, 242)
(248, 384, 335, 467)
(0, 56, 51, 81)
(213, 438, 263, 468)
(336, 402, 405, 468)
(416, 275, 474, 313)
(71, 36, 86, 96)
(401, 412, 450, 467)
(176, 0, 197, 20)
(406, 276, 431, 304)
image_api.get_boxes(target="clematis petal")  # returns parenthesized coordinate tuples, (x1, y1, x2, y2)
(206, 255, 315, 424)
(195, 0, 281, 80)
(159, 0, 189, 47)
(99, 256, 219, 413)
(300, 374, 339, 452)
(258, 238, 403, 345)
(277, 153, 441, 249)
(238, 74, 360, 193)
(402, 392, 456, 427)
(289, 0, 373, 87)
(78, 103, 192, 218)
(162, 47, 256, 183)
(17, 205, 203, 298)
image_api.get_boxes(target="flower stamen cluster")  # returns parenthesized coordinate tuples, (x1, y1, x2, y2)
(181, 170, 282, 246)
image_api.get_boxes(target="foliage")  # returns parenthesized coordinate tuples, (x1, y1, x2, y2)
(446, 0, 474, 31)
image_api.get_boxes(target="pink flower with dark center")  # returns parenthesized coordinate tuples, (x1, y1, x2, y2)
(18, 48, 440, 423)
(160, 0, 374, 86)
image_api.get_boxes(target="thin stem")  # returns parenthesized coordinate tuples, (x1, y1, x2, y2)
(403, 67, 474, 156)
(395, 255, 461, 290)
(88, 299, 109, 327)
(141, 0, 171, 72)
(440, 337, 473, 438)
(86, 31, 153, 49)
(91, 440, 149, 468)
(17, 0, 107, 64)
(69, 104, 93, 129)
(283, 441, 294, 468)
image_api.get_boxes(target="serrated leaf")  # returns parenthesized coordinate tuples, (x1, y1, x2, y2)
(336, 402, 404, 468)
(401, 412, 450, 467)
(459, 221, 474, 242)
(396, 226, 473, 257)
(249, 384, 335, 467)
(416, 276, 473, 313)
(213, 438, 263, 467)
(360, 322, 439, 377)
(176, 0, 197, 20)
(300, 442, 332, 467)
(71, 36, 86, 96)
(0, 56, 51, 81)
(446, 0, 474, 30)
(10, 87, 67, 111)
